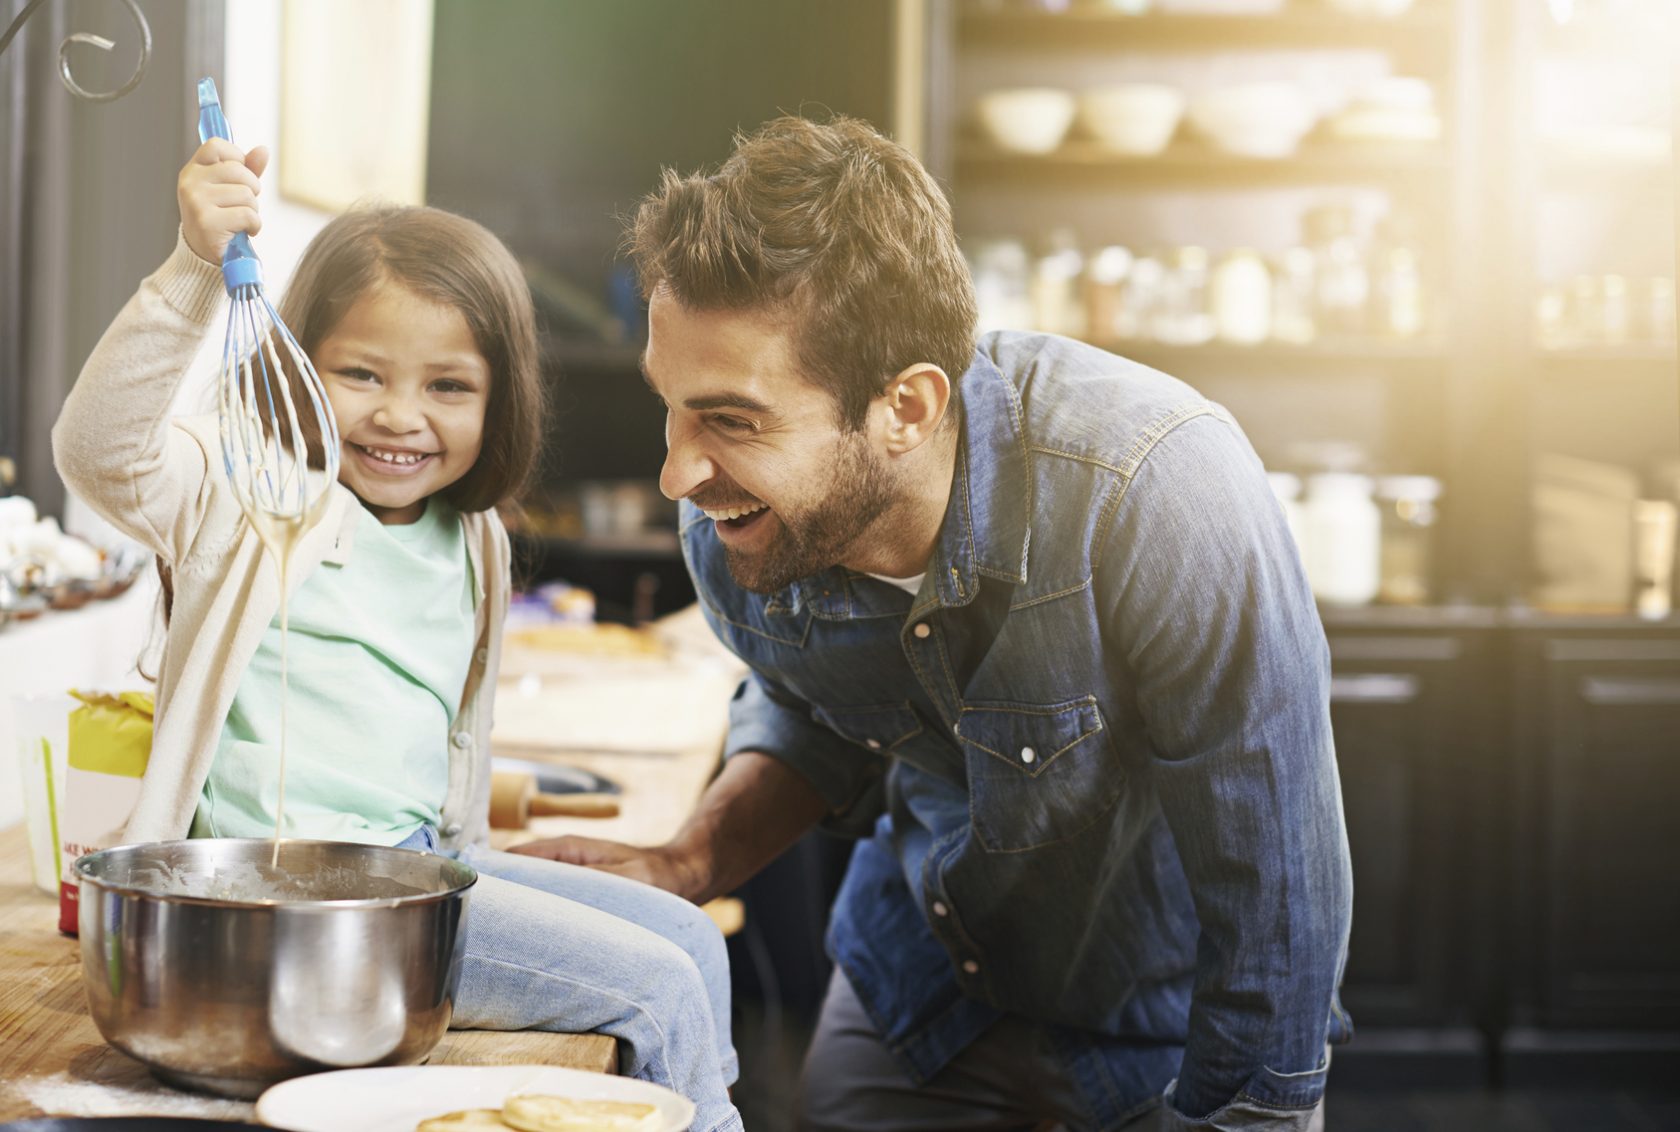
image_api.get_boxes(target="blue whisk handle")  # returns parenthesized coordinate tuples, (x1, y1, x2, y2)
(194, 77, 263, 294)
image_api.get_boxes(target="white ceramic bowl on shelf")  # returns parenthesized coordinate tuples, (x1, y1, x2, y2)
(1188, 81, 1318, 159)
(1324, 0, 1416, 16)
(975, 87, 1078, 155)
(1078, 84, 1186, 156)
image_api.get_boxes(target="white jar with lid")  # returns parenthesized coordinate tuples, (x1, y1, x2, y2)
(1303, 473, 1380, 605)
(1212, 249, 1273, 345)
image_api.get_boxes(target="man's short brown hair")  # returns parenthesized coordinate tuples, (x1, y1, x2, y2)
(627, 115, 977, 431)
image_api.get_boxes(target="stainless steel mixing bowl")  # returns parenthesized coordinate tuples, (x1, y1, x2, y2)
(74, 838, 477, 1098)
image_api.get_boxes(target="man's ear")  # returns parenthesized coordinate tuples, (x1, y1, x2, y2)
(877, 363, 951, 454)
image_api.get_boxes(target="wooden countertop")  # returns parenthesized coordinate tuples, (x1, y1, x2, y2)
(0, 608, 743, 1121)
(0, 825, 615, 1121)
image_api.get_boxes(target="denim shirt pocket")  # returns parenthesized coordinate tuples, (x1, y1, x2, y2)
(954, 695, 1122, 852)
(811, 701, 923, 754)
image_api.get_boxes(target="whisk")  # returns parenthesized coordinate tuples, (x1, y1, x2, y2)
(195, 77, 339, 527)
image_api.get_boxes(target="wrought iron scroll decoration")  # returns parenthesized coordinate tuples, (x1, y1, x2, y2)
(0, 0, 153, 103)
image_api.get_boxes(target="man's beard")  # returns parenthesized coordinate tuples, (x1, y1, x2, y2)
(723, 433, 896, 594)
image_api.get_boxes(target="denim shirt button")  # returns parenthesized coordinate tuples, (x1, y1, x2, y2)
(1020, 746, 1036, 764)
(912, 622, 931, 639)
(932, 901, 949, 917)
(961, 959, 980, 975)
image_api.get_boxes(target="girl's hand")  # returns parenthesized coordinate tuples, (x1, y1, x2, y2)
(177, 138, 270, 266)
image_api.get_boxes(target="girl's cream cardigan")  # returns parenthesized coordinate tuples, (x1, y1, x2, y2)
(52, 236, 509, 850)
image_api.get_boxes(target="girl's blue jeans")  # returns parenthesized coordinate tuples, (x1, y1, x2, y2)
(398, 826, 742, 1132)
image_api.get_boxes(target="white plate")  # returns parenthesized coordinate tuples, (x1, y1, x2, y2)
(256, 1065, 695, 1132)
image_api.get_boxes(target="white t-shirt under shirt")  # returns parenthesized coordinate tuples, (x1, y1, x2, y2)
(865, 571, 925, 595)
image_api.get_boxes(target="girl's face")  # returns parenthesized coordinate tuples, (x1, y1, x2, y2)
(312, 281, 490, 525)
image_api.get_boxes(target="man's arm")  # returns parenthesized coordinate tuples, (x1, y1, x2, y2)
(1099, 413, 1352, 1127)
(513, 750, 827, 904)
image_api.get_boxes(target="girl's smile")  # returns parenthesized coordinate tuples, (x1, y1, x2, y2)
(313, 281, 491, 524)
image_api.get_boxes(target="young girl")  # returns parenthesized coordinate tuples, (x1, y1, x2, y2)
(53, 136, 742, 1132)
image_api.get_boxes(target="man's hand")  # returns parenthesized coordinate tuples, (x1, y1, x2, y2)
(511, 752, 828, 906)
(511, 835, 704, 900)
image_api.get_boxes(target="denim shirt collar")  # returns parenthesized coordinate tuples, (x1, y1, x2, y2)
(780, 349, 1030, 621)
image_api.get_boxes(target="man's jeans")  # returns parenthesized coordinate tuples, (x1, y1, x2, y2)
(796, 969, 1326, 1132)
(398, 827, 742, 1132)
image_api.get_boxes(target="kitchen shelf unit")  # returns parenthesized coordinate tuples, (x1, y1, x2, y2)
(928, 0, 1486, 603)
(956, 138, 1451, 186)
(958, 3, 1453, 54)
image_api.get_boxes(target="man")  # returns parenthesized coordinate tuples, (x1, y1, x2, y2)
(516, 115, 1353, 1131)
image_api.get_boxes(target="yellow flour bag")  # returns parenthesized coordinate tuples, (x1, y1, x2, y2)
(58, 690, 154, 935)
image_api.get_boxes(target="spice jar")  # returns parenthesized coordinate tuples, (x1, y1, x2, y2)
(1368, 216, 1425, 340)
(1153, 246, 1215, 346)
(1303, 204, 1368, 339)
(1600, 274, 1631, 344)
(1374, 475, 1441, 605)
(1085, 245, 1134, 344)
(971, 240, 1034, 333)
(1271, 246, 1317, 345)
(1031, 229, 1087, 339)
(1118, 254, 1164, 341)
(1211, 248, 1273, 345)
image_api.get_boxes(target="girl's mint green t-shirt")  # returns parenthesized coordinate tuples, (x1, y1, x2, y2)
(192, 500, 476, 845)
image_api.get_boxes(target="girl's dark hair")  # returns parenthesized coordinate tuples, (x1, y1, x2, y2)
(276, 205, 546, 511)
(627, 115, 978, 431)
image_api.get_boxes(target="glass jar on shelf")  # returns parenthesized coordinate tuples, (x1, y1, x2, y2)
(1085, 245, 1134, 345)
(1303, 471, 1381, 606)
(1152, 245, 1215, 346)
(1569, 274, 1604, 344)
(1211, 248, 1272, 346)
(1031, 229, 1087, 339)
(1118, 254, 1164, 342)
(1535, 284, 1569, 350)
(970, 239, 1034, 333)
(1646, 276, 1676, 345)
(1374, 475, 1441, 605)
(1600, 274, 1631, 345)
(1271, 246, 1317, 346)
(1303, 204, 1368, 340)
(1368, 215, 1426, 341)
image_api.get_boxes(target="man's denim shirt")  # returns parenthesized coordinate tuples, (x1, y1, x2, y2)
(682, 332, 1354, 1127)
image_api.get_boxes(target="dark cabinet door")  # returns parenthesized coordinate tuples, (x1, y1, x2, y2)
(1327, 629, 1496, 1030)
(1516, 633, 1680, 1029)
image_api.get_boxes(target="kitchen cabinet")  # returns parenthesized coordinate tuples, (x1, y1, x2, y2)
(1321, 612, 1500, 1083)
(1317, 610, 1680, 1085)
(1326, 617, 1498, 1032)
(1508, 620, 1680, 1036)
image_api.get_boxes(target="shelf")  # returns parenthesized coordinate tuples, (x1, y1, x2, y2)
(1103, 338, 1448, 372)
(1534, 346, 1677, 378)
(957, 138, 1449, 186)
(1538, 150, 1671, 194)
(959, 4, 1452, 57)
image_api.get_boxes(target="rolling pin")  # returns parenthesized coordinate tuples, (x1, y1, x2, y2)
(489, 770, 621, 828)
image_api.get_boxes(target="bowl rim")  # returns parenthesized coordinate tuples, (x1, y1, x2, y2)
(74, 838, 479, 910)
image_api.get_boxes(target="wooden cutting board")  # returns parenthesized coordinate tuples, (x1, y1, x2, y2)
(0, 824, 615, 1122)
